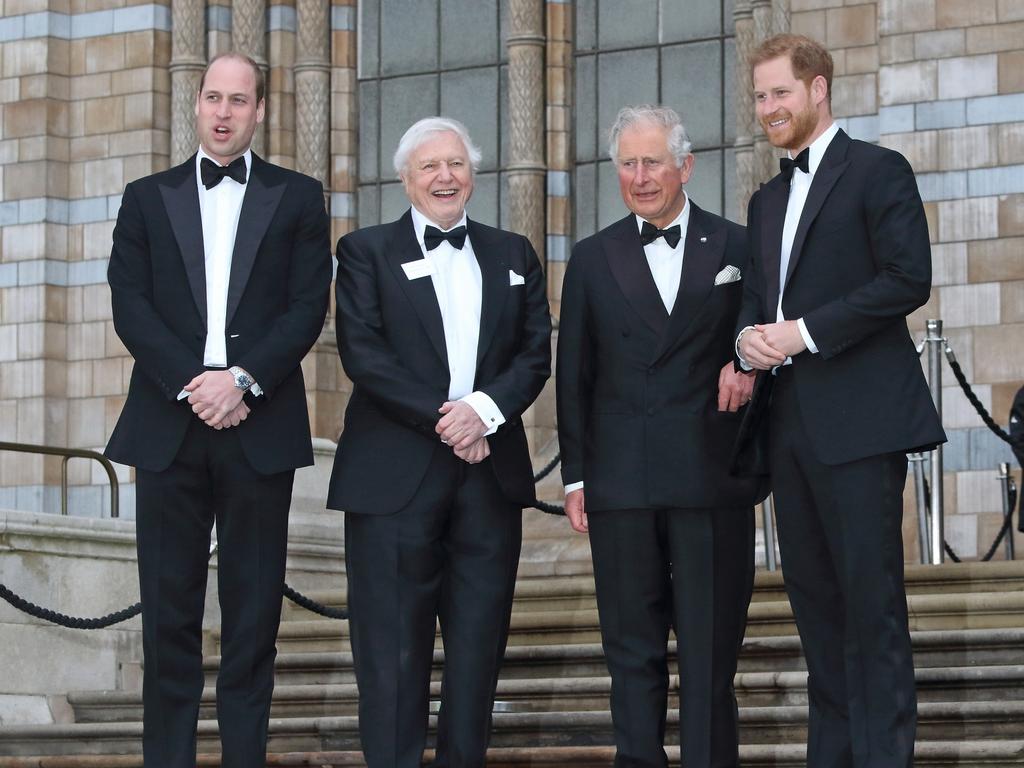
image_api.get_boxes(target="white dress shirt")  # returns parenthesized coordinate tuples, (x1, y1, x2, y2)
(564, 198, 691, 495)
(736, 122, 840, 369)
(410, 206, 504, 436)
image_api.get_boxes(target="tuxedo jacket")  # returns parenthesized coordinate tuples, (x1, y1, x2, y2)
(326, 210, 552, 515)
(735, 129, 945, 465)
(105, 154, 332, 475)
(557, 203, 765, 513)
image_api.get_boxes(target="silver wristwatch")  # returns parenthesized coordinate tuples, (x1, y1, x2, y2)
(229, 365, 254, 391)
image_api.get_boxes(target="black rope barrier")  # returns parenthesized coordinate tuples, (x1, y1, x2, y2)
(1, 453, 567, 626)
(945, 348, 1024, 450)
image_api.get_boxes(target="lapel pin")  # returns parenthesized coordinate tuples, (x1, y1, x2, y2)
(700, 236, 707, 243)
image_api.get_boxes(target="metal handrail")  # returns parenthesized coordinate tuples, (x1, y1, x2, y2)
(0, 441, 120, 518)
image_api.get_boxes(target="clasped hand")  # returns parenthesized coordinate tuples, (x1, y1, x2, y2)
(185, 371, 250, 430)
(738, 320, 806, 370)
(436, 400, 489, 464)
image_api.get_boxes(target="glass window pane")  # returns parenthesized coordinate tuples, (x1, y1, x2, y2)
(575, 55, 597, 163)
(379, 74, 440, 175)
(661, 0, 721, 43)
(441, 0, 498, 68)
(380, 0, 438, 76)
(357, 0, 379, 79)
(688, 148, 723, 217)
(598, 0, 658, 49)
(575, 162, 597, 241)
(660, 41, 723, 149)
(441, 68, 500, 172)
(358, 81, 380, 182)
(597, 49, 659, 141)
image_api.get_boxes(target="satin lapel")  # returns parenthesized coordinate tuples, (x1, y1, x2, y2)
(785, 131, 851, 287)
(158, 157, 207, 324)
(602, 214, 668, 335)
(385, 210, 448, 365)
(760, 178, 789, 317)
(652, 203, 725, 364)
(469, 219, 509, 366)
(225, 155, 286, 328)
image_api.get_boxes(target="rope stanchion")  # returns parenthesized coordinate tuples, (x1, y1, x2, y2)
(945, 347, 1024, 450)
(282, 584, 347, 620)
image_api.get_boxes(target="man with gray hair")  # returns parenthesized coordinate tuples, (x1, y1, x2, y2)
(327, 116, 551, 767)
(557, 105, 764, 767)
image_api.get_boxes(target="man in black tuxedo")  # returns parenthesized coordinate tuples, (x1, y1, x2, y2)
(105, 53, 331, 767)
(736, 35, 946, 767)
(557, 105, 763, 768)
(327, 117, 551, 768)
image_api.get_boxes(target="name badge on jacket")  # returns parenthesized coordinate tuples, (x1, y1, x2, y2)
(402, 259, 435, 280)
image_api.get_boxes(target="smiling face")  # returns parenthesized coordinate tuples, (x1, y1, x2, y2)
(615, 122, 693, 229)
(194, 56, 265, 165)
(400, 131, 474, 230)
(753, 54, 829, 154)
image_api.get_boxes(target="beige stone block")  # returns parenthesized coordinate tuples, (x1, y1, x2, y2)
(937, 54, 998, 100)
(997, 124, 1024, 167)
(832, 73, 877, 117)
(67, 101, 86, 138)
(993, 381, 1023, 418)
(923, 201, 940, 242)
(0, 77, 20, 105)
(999, 0, 1024, 20)
(880, 130, 938, 171)
(124, 32, 157, 69)
(942, 383, 994, 428)
(17, 322, 65, 360)
(938, 282, 1001, 327)
(84, 96, 124, 135)
(999, 194, 1024, 236)
(967, 237, 1024, 281)
(826, 4, 877, 47)
(0, 139, 17, 165)
(70, 73, 112, 100)
(880, 33, 916, 64)
(110, 67, 156, 97)
(879, 60, 936, 104)
(122, 92, 160, 131)
(2, 224, 47, 261)
(0, 325, 18, 362)
(84, 36, 126, 75)
(5, 0, 50, 13)
(966, 21, 1024, 54)
(66, 361, 93, 399)
(3, 40, 49, 78)
(956, 469, 1006, 515)
(106, 323, 128, 358)
(81, 284, 112, 323)
(938, 197, 999, 241)
(974, 323, 1024, 382)
(998, 50, 1024, 92)
(2, 99, 47, 140)
(0, 359, 44, 399)
(880, 0, 936, 33)
(914, 28, 965, 58)
(20, 73, 69, 101)
(65, 286, 83, 324)
(931, 241, 968, 285)
(83, 221, 115, 262)
(45, 286, 65, 324)
(66, 322, 106, 362)
(91, 359, 123, 397)
(792, 0, 843, 9)
(792, 10, 827, 41)
(70, 135, 110, 162)
(13, 136, 46, 163)
(937, 0, 998, 26)
(844, 45, 879, 74)
(1000, 280, 1024, 323)
(68, 397, 106, 447)
(82, 157, 124, 197)
(938, 125, 998, 171)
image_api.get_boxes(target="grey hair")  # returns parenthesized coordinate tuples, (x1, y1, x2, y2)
(608, 105, 693, 167)
(393, 117, 482, 178)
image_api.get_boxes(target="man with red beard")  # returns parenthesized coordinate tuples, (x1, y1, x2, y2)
(735, 35, 944, 767)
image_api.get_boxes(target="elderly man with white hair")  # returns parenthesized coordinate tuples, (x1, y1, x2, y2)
(327, 116, 551, 768)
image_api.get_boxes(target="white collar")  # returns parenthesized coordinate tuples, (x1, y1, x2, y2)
(196, 147, 252, 183)
(790, 122, 839, 177)
(634, 193, 690, 236)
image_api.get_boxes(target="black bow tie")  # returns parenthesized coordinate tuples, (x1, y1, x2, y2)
(201, 156, 247, 189)
(639, 221, 681, 249)
(423, 224, 467, 251)
(779, 148, 810, 182)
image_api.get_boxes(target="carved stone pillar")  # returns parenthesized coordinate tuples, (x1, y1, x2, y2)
(506, 0, 546, 262)
(170, 0, 206, 165)
(232, 0, 268, 155)
(773, 0, 790, 41)
(733, 0, 756, 220)
(751, 0, 776, 184)
(295, 0, 330, 186)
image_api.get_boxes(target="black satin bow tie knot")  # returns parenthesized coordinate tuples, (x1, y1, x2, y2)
(423, 224, 467, 251)
(200, 156, 247, 189)
(639, 221, 681, 249)
(779, 148, 810, 182)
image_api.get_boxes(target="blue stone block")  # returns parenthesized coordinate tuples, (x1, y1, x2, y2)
(967, 426, 1017, 470)
(18, 198, 46, 224)
(266, 5, 296, 33)
(0, 16, 25, 43)
(967, 93, 1024, 125)
(44, 259, 68, 286)
(17, 260, 45, 286)
(68, 196, 109, 225)
(331, 5, 354, 30)
(0, 201, 19, 227)
(71, 9, 113, 38)
(880, 104, 915, 134)
(915, 99, 966, 130)
(845, 114, 880, 143)
(546, 235, 570, 263)
(206, 5, 231, 32)
(916, 171, 967, 202)
(546, 171, 570, 198)
(67, 259, 109, 286)
(330, 192, 354, 218)
(941, 427, 970, 471)
(0, 263, 18, 288)
(967, 164, 1024, 197)
(46, 197, 69, 224)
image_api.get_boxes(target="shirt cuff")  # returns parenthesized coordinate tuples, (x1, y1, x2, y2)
(460, 391, 505, 436)
(564, 481, 584, 494)
(249, 381, 263, 397)
(177, 389, 189, 401)
(735, 325, 755, 371)
(797, 318, 818, 354)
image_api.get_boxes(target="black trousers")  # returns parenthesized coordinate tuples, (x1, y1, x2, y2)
(345, 446, 522, 768)
(770, 367, 915, 768)
(135, 417, 294, 768)
(587, 504, 755, 768)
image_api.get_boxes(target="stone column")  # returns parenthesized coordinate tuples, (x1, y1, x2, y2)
(734, 0, 756, 220)
(751, 0, 776, 185)
(506, 0, 547, 262)
(772, 0, 790, 42)
(170, 0, 206, 165)
(295, 0, 331, 186)
(232, 0, 268, 155)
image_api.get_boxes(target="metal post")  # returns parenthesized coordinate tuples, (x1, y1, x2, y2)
(926, 319, 945, 564)
(761, 494, 778, 572)
(909, 453, 931, 564)
(999, 463, 1016, 560)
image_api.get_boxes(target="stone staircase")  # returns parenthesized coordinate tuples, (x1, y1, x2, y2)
(2, 561, 1024, 766)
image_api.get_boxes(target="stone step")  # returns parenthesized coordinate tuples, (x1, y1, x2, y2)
(4, 701, 1024, 755)
(278, 561, 1024, 623)
(70, 664, 1024, 723)
(240, 590, 1024, 654)
(201, 627, 1024, 687)
(2, 741, 1023, 767)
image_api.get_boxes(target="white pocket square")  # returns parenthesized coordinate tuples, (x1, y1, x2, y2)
(714, 265, 742, 285)
(509, 269, 525, 286)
